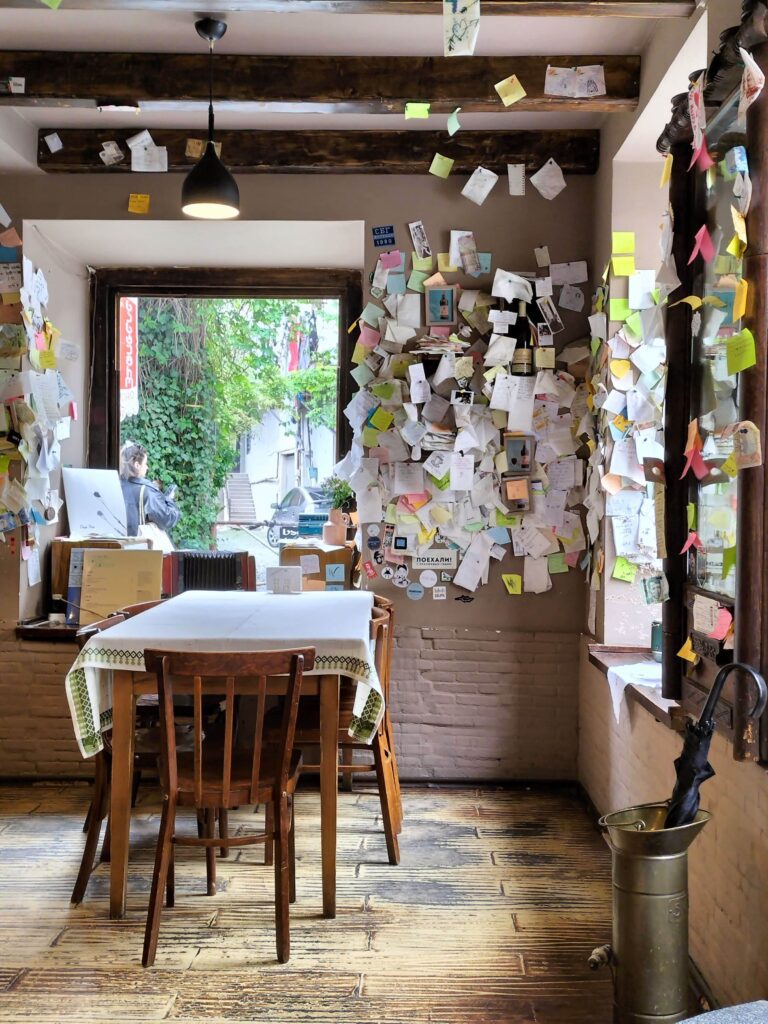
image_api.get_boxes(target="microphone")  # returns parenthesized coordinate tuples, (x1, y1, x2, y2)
(92, 490, 127, 535)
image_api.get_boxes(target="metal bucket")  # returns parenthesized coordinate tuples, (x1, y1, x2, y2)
(595, 802, 711, 1024)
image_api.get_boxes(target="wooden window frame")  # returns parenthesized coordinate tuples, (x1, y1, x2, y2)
(88, 267, 362, 470)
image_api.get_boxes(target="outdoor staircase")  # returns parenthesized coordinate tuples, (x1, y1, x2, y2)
(223, 473, 258, 525)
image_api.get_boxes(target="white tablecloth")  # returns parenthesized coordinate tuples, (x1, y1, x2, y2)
(606, 660, 662, 723)
(65, 590, 382, 757)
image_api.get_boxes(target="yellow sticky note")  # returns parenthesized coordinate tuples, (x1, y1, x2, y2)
(612, 232, 635, 255)
(351, 341, 367, 365)
(612, 255, 636, 277)
(362, 426, 380, 448)
(670, 295, 702, 310)
(38, 350, 56, 369)
(429, 153, 454, 178)
(677, 636, 699, 664)
(726, 328, 756, 375)
(612, 556, 638, 583)
(494, 450, 508, 474)
(494, 75, 527, 107)
(660, 153, 673, 188)
(702, 294, 726, 308)
(405, 102, 430, 120)
(721, 452, 739, 477)
(369, 407, 394, 431)
(727, 233, 746, 258)
(612, 413, 631, 433)
(733, 278, 748, 321)
(609, 298, 630, 322)
(412, 252, 434, 273)
(1, 291, 20, 305)
(732, 205, 748, 245)
(429, 505, 453, 525)
(624, 311, 643, 338)
(610, 359, 631, 379)
(418, 525, 437, 545)
(502, 573, 522, 595)
(438, 253, 458, 272)
(128, 193, 150, 215)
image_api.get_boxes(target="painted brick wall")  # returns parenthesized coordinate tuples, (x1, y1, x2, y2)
(578, 637, 768, 1008)
(390, 626, 580, 781)
(0, 630, 89, 778)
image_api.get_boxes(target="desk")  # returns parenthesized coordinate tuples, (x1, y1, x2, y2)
(64, 590, 383, 920)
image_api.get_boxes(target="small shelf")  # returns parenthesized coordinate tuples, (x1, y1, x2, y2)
(588, 644, 689, 733)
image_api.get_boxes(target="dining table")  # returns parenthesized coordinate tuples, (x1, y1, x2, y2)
(64, 589, 384, 920)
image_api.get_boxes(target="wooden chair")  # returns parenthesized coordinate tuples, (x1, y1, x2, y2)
(265, 597, 403, 866)
(141, 646, 315, 968)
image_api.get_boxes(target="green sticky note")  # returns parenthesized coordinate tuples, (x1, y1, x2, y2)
(547, 552, 569, 575)
(726, 328, 756, 374)
(624, 311, 643, 338)
(362, 426, 380, 448)
(612, 556, 638, 583)
(405, 102, 431, 120)
(609, 298, 631, 322)
(612, 231, 636, 255)
(384, 503, 397, 525)
(407, 270, 429, 293)
(370, 381, 395, 400)
(430, 471, 451, 491)
(369, 407, 393, 431)
(722, 545, 737, 579)
(687, 503, 696, 530)
(502, 573, 522, 595)
(412, 252, 434, 273)
(351, 341, 367, 365)
(612, 255, 636, 277)
(39, 0, 64, 6)
(651, 288, 661, 304)
(591, 337, 602, 356)
(447, 107, 462, 136)
(429, 153, 454, 178)
(351, 363, 375, 388)
(360, 301, 384, 327)
(0, 454, 11, 474)
(494, 511, 522, 528)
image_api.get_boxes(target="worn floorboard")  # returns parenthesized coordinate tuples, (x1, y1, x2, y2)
(0, 783, 613, 1023)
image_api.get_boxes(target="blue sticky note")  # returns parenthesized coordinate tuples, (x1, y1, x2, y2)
(325, 582, 345, 592)
(387, 273, 406, 295)
(608, 422, 626, 442)
(487, 526, 511, 544)
(478, 252, 492, 273)
(725, 146, 748, 176)
(0, 245, 18, 263)
(325, 563, 345, 583)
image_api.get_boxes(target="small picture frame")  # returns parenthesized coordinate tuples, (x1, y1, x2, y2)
(504, 433, 534, 476)
(505, 477, 530, 512)
(425, 284, 458, 327)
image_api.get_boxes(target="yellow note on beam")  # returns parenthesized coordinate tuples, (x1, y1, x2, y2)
(494, 74, 527, 107)
(128, 193, 150, 215)
(404, 102, 430, 120)
(612, 231, 635, 255)
(612, 255, 636, 277)
(429, 153, 454, 178)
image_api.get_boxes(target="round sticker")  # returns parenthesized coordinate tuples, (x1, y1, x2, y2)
(367, 523, 380, 536)
(406, 582, 424, 600)
(373, 550, 385, 564)
(419, 570, 438, 588)
(367, 536, 381, 551)
(381, 565, 395, 580)
(392, 575, 410, 589)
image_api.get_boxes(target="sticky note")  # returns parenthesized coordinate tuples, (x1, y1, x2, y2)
(128, 193, 150, 215)
(670, 295, 702, 310)
(610, 359, 631, 379)
(660, 153, 673, 188)
(387, 273, 406, 295)
(362, 426, 380, 448)
(429, 153, 454, 178)
(38, 350, 56, 369)
(494, 74, 527, 107)
(612, 556, 638, 583)
(438, 253, 458, 272)
(612, 232, 635, 255)
(351, 342, 367, 365)
(612, 256, 636, 276)
(721, 451, 739, 477)
(689, 224, 715, 264)
(502, 573, 522, 595)
(369, 407, 394, 431)
(40, 0, 64, 7)
(723, 545, 737, 579)
(677, 636, 699, 664)
(407, 270, 429, 293)
(412, 253, 434, 272)
(609, 298, 630, 322)
(360, 302, 384, 327)
(405, 102, 431, 120)
(447, 107, 462, 136)
(726, 328, 756, 374)
(733, 278, 748, 321)
(547, 552, 568, 575)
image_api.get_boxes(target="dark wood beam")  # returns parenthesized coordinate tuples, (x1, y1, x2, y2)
(0, 1, 696, 16)
(37, 127, 600, 174)
(2, 52, 640, 114)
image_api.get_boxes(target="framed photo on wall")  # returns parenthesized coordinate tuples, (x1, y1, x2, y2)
(425, 284, 458, 327)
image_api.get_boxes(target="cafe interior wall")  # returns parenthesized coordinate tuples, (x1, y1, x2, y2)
(0, 168, 595, 778)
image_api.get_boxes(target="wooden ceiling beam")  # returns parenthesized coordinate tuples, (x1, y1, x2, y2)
(0, 1, 696, 17)
(2, 52, 640, 113)
(37, 127, 601, 174)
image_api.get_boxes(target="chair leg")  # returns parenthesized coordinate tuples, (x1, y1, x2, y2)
(100, 812, 112, 863)
(142, 798, 176, 968)
(166, 845, 175, 908)
(273, 794, 291, 963)
(264, 803, 274, 866)
(384, 721, 404, 832)
(372, 731, 400, 866)
(71, 751, 109, 904)
(204, 809, 217, 896)
(218, 809, 229, 858)
(341, 765, 354, 792)
(288, 796, 296, 905)
(131, 766, 142, 809)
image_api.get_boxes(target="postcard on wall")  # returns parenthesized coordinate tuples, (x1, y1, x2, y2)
(425, 284, 458, 327)
(408, 220, 432, 259)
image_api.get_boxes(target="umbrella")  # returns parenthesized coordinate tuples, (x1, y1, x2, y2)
(665, 662, 768, 829)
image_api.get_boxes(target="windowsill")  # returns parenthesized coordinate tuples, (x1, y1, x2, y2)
(15, 621, 79, 643)
(587, 643, 689, 733)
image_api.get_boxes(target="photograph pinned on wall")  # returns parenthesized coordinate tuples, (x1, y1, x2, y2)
(408, 220, 432, 259)
(505, 477, 531, 512)
(450, 389, 474, 406)
(425, 284, 458, 327)
(504, 433, 534, 476)
(537, 295, 565, 334)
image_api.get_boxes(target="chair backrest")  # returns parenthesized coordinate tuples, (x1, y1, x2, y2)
(76, 613, 127, 651)
(372, 594, 395, 691)
(144, 647, 316, 808)
(370, 607, 391, 700)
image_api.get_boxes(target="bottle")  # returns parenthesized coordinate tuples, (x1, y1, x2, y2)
(439, 292, 449, 320)
(520, 440, 530, 471)
(511, 300, 535, 376)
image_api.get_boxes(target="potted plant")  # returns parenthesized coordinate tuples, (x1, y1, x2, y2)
(320, 475, 356, 544)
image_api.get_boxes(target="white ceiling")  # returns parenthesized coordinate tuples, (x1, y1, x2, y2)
(0, 8, 660, 171)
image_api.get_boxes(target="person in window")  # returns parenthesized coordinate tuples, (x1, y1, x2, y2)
(119, 441, 180, 537)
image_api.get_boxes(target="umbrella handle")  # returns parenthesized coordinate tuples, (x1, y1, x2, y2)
(700, 662, 768, 730)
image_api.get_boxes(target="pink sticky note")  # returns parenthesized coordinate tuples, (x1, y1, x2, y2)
(383, 548, 406, 566)
(35, 331, 46, 351)
(680, 531, 704, 554)
(430, 326, 451, 338)
(70, 401, 78, 420)
(688, 138, 715, 172)
(691, 450, 710, 481)
(370, 446, 390, 462)
(565, 551, 582, 568)
(358, 324, 380, 349)
(708, 607, 733, 641)
(688, 224, 715, 264)
(20, 544, 31, 562)
(380, 250, 402, 270)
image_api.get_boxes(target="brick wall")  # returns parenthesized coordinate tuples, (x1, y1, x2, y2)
(0, 630, 90, 778)
(390, 626, 580, 781)
(578, 637, 768, 1007)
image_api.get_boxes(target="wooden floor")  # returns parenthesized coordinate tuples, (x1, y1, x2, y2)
(0, 782, 613, 1023)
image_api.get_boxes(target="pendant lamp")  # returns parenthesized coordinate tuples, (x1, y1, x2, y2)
(181, 18, 240, 220)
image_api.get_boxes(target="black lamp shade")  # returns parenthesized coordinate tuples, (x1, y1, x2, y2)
(181, 142, 240, 219)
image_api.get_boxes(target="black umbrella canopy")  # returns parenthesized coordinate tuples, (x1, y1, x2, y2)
(665, 663, 768, 829)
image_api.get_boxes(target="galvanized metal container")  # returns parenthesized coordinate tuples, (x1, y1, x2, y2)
(598, 802, 711, 1024)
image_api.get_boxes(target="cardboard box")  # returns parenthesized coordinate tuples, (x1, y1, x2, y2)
(51, 536, 149, 601)
(279, 540, 355, 591)
(78, 548, 163, 625)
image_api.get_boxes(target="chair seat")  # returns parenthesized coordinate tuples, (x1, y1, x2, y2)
(175, 748, 303, 807)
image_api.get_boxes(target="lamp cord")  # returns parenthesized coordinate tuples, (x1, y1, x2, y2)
(208, 39, 214, 143)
